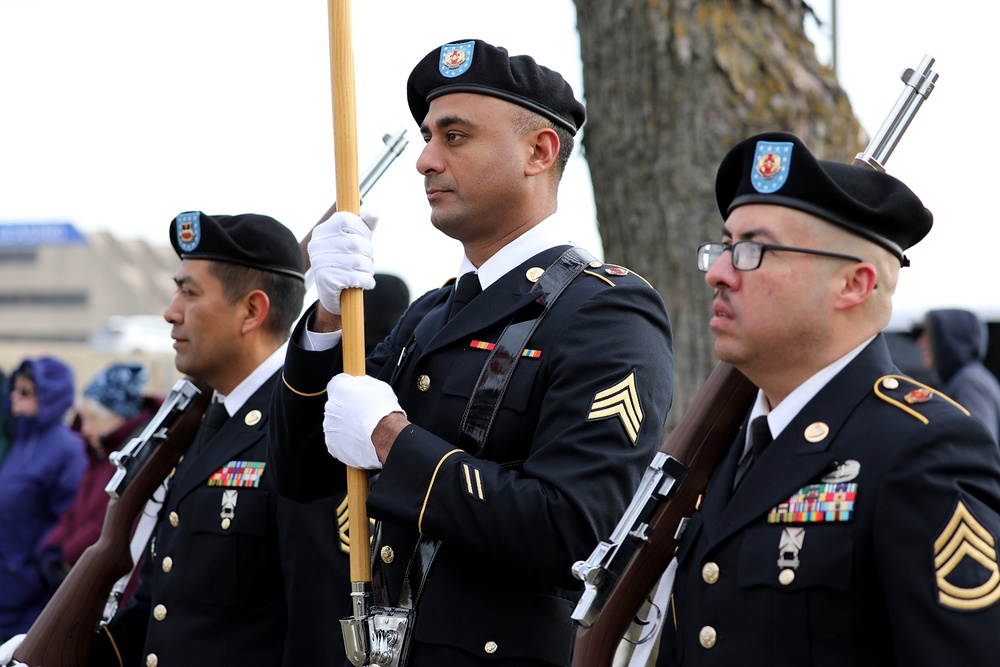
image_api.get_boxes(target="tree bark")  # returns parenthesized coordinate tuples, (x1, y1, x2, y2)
(573, 0, 862, 432)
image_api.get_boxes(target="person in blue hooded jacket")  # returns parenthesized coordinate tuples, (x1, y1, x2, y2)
(919, 308, 1000, 442)
(0, 356, 86, 642)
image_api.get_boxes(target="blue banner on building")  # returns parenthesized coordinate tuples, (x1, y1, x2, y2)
(0, 222, 86, 247)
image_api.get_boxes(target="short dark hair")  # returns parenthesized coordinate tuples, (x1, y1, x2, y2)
(511, 107, 574, 180)
(208, 261, 305, 340)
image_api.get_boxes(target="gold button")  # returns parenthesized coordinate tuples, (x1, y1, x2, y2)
(525, 267, 544, 282)
(803, 422, 830, 443)
(169, 466, 177, 478)
(169, 512, 179, 527)
(245, 409, 262, 426)
(153, 604, 167, 621)
(221, 517, 232, 530)
(779, 568, 796, 586)
(882, 377, 900, 390)
(417, 375, 431, 392)
(699, 625, 717, 649)
(484, 641, 498, 655)
(146, 653, 158, 667)
(701, 562, 720, 584)
(380, 546, 395, 564)
(162, 557, 173, 573)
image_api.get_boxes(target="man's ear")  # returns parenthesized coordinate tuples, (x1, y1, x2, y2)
(524, 127, 559, 176)
(834, 262, 878, 311)
(241, 289, 271, 335)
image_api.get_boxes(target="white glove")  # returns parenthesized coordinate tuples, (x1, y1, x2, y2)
(0, 634, 26, 666)
(309, 211, 379, 316)
(323, 374, 404, 469)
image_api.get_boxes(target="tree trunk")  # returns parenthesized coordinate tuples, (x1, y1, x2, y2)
(573, 0, 862, 432)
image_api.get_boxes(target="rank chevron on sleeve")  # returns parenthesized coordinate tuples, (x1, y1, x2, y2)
(934, 498, 1000, 611)
(586, 370, 643, 443)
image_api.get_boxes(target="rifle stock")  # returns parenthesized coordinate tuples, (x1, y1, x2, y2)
(14, 379, 210, 667)
(570, 54, 938, 667)
(571, 363, 755, 666)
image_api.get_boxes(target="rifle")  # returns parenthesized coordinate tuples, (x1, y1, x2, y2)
(569, 55, 940, 667)
(14, 378, 211, 667)
(300, 126, 409, 273)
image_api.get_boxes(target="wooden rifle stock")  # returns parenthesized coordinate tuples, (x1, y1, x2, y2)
(15, 379, 210, 667)
(571, 363, 756, 666)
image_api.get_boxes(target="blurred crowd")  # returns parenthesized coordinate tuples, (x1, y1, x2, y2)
(0, 357, 162, 642)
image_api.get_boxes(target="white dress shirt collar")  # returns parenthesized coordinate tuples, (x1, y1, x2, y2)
(212, 343, 287, 416)
(455, 212, 575, 290)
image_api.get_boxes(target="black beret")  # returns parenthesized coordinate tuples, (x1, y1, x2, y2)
(715, 132, 933, 266)
(169, 212, 304, 280)
(407, 39, 586, 135)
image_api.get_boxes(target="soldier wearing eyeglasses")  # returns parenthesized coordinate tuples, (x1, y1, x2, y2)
(657, 132, 1000, 666)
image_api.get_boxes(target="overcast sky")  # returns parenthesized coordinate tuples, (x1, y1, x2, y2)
(0, 1, 989, 328)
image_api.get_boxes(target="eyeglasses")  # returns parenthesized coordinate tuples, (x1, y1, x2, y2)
(697, 241, 864, 272)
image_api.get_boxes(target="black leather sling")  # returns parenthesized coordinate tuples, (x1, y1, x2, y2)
(397, 246, 596, 609)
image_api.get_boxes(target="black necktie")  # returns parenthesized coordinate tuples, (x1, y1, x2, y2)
(449, 272, 482, 320)
(733, 416, 772, 490)
(199, 400, 229, 451)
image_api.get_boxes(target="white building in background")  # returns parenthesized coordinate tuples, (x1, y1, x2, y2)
(0, 222, 177, 345)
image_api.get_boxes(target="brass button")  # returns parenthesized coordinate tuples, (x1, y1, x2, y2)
(699, 625, 717, 649)
(484, 641, 498, 655)
(153, 604, 167, 621)
(380, 545, 395, 564)
(882, 377, 900, 390)
(803, 422, 830, 443)
(245, 409, 262, 426)
(146, 654, 158, 667)
(169, 512, 179, 527)
(162, 557, 173, 573)
(701, 562, 720, 584)
(221, 517, 232, 530)
(169, 466, 177, 478)
(417, 375, 431, 392)
(779, 568, 796, 586)
(525, 267, 544, 282)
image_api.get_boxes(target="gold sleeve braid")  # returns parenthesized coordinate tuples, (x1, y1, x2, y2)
(418, 449, 464, 533)
(281, 372, 328, 398)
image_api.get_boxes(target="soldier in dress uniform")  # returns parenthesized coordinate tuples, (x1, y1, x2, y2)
(268, 39, 674, 666)
(657, 132, 1000, 665)
(83, 212, 332, 666)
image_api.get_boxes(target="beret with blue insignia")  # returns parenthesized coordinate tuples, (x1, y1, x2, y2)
(715, 132, 933, 266)
(407, 38, 586, 135)
(170, 211, 304, 281)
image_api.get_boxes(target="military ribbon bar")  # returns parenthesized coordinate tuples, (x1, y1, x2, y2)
(208, 460, 267, 488)
(767, 482, 857, 523)
(470, 339, 542, 358)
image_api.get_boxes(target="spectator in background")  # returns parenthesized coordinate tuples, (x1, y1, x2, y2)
(0, 367, 11, 464)
(0, 357, 86, 642)
(919, 308, 1000, 442)
(36, 362, 164, 603)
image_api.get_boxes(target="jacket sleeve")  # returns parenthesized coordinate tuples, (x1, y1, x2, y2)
(877, 413, 1000, 663)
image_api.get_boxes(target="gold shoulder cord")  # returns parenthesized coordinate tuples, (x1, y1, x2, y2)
(873, 374, 971, 424)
